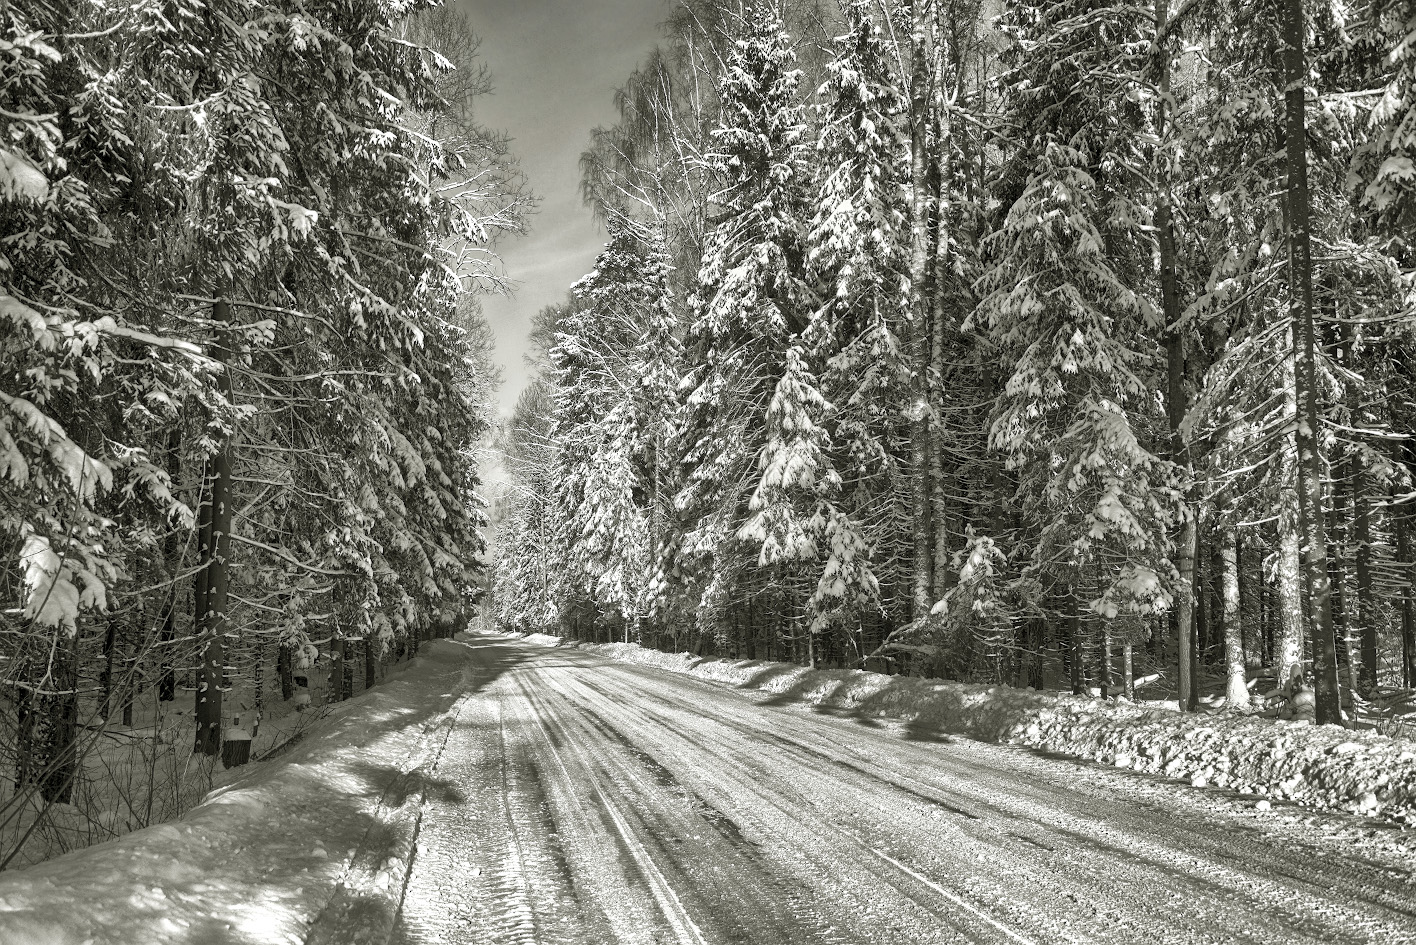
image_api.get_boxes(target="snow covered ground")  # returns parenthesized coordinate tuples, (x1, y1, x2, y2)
(0, 646, 361, 869)
(0, 640, 475, 945)
(2, 633, 1414, 945)
(523, 634, 1416, 827)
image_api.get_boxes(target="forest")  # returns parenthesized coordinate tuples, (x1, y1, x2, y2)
(490, 0, 1416, 730)
(0, 0, 520, 862)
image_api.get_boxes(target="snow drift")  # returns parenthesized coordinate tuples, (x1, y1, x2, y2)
(522, 634, 1416, 827)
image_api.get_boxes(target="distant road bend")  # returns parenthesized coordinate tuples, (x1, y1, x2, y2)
(392, 634, 1416, 945)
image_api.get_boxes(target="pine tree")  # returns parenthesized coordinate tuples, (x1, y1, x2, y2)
(549, 220, 679, 639)
(973, 0, 1181, 627)
(673, 3, 816, 639)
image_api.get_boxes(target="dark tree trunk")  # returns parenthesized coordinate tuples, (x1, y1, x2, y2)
(195, 299, 235, 756)
(252, 648, 264, 738)
(158, 426, 181, 704)
(1028, 617, 1046, 690)
(1398, 500, 1416, 689)
(28, 635, 82, 804)
(1067, 613, 1084, 696)
(158, 596, 177, 703)
(100, 618, 117, 721)
(278, 643, 294, 701)
(330, 637, 346, 703)
(1156, 0, 1196, 712)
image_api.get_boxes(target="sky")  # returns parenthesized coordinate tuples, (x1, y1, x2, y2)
(454, 0, 672, 420)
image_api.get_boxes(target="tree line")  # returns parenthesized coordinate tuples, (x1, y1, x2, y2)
(490, 0, 1416, 726)
(0, 0, 519, 837)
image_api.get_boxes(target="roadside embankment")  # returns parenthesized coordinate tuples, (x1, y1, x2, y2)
(519, 633, 1416, 828)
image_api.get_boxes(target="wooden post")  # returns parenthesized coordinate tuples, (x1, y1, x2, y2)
(195, 299, 234, 756)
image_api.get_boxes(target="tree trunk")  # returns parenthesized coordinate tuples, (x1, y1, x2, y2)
(19, 636, 82, 804)
(1122, 643, 1135, 700)
(1331, 456, 1359, 694)
(1175, 520, 1198, 710)
(1196, 544, 1211, 668)
(1220, 527, 1249, 709)
(928, 46, 953, 600)
(1353, 465, 1375, 693)
(158, 426, 181, 704)
(100, 617, 117, 721)
(1397, 497, 1416, 689)
(365, 634, 378, 690)
(195, 299, 235, 757)
(1067, 612, 1084, 696)
(44, 635, 80, 803)
(1156, 0, 1196, 714)
(16, 667, 36, 791)
(251, 647, 264, 739)
(907, 2, 934, 621)
(343, 644, 354, 698)
(1283, 0, 1341, 724)
(159, 597, 176, 703)
(1100, 625, 1113, 700)
(330, 637, 346, 703)
(278, 643, 294, 700)
(1275, 367, 1306, 690)
(1237, 532, 1263, 671)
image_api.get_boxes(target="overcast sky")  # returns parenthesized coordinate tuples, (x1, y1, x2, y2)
(453, 0, 671, 419)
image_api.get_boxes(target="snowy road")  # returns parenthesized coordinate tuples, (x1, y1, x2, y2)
(391, 635, 1416, 945)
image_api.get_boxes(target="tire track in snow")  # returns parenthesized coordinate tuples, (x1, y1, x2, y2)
(393, 668, 593, 945)
(396, 636, 1416, 945)
(509, 674, 708, 945)
(517, 669, 858, 945)
(542, 662, 1039, 944)
(557, 645, 1416, 944)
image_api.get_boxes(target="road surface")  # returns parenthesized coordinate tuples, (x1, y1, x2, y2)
(390, 634, 1416, 945)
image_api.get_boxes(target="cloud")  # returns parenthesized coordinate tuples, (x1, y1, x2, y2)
(453, 0, 669, 417)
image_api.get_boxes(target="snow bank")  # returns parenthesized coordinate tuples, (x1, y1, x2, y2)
(523, 634, 1416, 827)
(0, 641, 476, 945)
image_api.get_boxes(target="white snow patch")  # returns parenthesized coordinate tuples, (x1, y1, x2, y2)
(0, 149, 48, 203)
(0, 641, 474, 944)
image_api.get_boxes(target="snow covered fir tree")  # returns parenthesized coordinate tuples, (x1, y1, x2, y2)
(494, 0, 1416, 722)
(4, 0, 1416, 939)
(0, 0, 524, 861)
